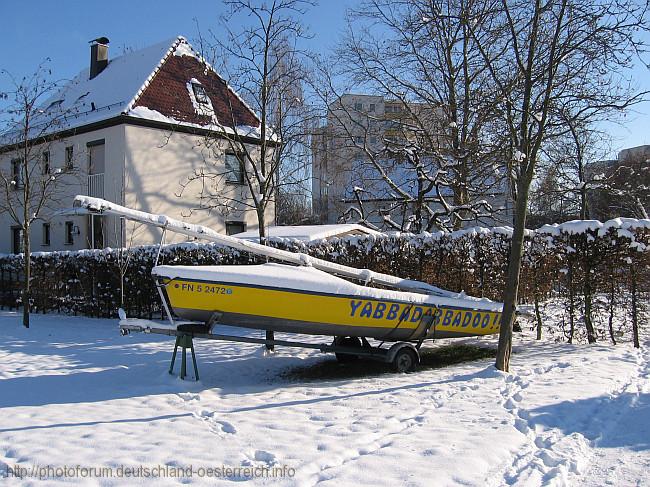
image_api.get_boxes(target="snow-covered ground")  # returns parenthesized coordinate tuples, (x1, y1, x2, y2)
(0, 310, 648, 486)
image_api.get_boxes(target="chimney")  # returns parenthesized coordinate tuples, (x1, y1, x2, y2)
(89, 37, 110, 79)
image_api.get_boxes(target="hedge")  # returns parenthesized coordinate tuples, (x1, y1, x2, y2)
(1, 218, 648, 343)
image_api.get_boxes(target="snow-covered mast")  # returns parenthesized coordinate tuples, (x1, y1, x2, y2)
(73, 195, 465, 299)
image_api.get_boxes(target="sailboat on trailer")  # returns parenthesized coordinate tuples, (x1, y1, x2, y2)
(73, 195, 503, 373)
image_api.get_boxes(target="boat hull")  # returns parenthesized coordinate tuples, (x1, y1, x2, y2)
(161, 276, 502, 341)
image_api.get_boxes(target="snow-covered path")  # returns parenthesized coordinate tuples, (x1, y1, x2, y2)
(487, 341, 648, 486)
(578, 344, 650, 486)
(0, 311, 648, 486)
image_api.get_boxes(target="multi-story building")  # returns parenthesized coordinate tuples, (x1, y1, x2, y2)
(0, 36, 273, 254)
(312, 94, 513, 230)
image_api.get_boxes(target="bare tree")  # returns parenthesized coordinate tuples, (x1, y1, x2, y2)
(276, 188, 315, 224)
(178, 0, 316, 350)
(0, 65, 78, 328)
(529, 120, 612, 226)
(528, 164, 576, 226)
(312, 0, 510, 232)
(180, 0, 316, 245)
(530, 74, 647, 226)
(467, 0, 650, 371)
(590, 148, 650, 220)
(555, 111, 604, 221)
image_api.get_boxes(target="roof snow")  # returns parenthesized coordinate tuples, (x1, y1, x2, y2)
(235, 224, 382, 242)
(32, 38, 178, 132)
(17, 36, 261, 141)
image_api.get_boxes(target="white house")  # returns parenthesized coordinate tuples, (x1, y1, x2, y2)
(0, 36, 273, 254)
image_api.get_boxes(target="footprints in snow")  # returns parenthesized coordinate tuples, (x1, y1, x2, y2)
(176, 393, 238, 437)
(501, 373, 531, 436)
(194, 410, 237, 436)
(242, 449, 277, 467)
(179, 394, 283, 474)
(177, 392, 200, 402)
(303, 411, 428, 484)
(499, 362, 588, 485)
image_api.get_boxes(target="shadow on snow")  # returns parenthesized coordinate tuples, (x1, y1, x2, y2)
(0, 314, 499, 408)
(526, 392, 650, 451)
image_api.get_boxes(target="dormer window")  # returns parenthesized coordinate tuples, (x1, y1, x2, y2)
(191, 82, 209, 105)
(187, 78, 215, 117)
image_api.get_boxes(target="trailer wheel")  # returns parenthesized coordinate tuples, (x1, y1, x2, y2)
(334, 336, 362, 363)
(392, 347, 418, 373)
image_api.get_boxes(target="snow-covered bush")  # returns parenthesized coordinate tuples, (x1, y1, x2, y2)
(0, 242, 262, 319)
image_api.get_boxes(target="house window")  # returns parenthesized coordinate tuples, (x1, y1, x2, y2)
(11, 158, 23, 189)
(191, 82, 210, 105)
(354, 136, 364, 144)
(369, 103, 376, 112)
(42, 151, 50, 175)
(370, 137, 378, 144)
(11, 227, 23, 254)
(87, 140, 105, 174)
(226, 221, 246, 235)
(354, 102, 363, 111)
(65, 221, 74, 245)
(42, 223, 51, 246)
(225, 153, 245, 184)
(64, 146, 74, 170)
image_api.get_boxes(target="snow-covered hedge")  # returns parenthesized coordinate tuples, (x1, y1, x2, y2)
(0, 243, 262, 319)
(1, 218, 648, 342)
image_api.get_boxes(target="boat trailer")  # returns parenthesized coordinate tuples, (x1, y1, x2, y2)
(119, 317, 430, 380)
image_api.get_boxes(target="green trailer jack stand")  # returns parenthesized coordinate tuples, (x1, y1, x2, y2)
(169, 334, 199, 381)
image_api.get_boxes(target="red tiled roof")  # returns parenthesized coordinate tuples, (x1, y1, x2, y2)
(133, 52, 260, 129)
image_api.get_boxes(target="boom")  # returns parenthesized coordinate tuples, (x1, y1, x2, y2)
(73, 195, 464, 299)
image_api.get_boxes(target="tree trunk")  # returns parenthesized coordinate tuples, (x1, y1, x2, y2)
(534, 293, 543, 340)
(568, 264, 575, 344)
(635, 196, 649, 220)
(581, 236, 597, 343)
(121, 271, 125, 309)
(583, 275, 596, 344)
(631, 266, 640, 349)
(580, 188, 588, 220)
(257, 206, 267, 246)
(608, 279, 617, 345)
(257, 206, 274, 351)
(22, 224, 31, 328)
(495, 179, 530, 372)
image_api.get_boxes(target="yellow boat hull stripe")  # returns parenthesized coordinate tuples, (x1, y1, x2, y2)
(164, 278, 502, 336)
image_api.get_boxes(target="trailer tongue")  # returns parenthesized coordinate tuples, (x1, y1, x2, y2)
(73, 195, 503, 379)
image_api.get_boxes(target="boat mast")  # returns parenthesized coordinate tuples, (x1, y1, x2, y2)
(73, 195, 461, 298)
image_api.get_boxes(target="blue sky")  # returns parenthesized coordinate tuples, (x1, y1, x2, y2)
(1, 0, 648, 158)
(1, 0, 353, 78)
